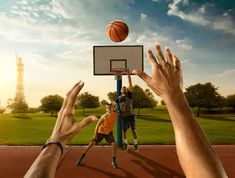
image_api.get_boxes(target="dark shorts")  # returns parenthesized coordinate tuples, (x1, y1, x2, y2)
(121, 115, 136, 132)
(95, 131, 115, 145)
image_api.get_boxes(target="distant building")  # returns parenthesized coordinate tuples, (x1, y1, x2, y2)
(15, 53, 25, 102)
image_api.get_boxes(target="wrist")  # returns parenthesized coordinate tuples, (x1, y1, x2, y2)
(163, 90, 187, 106)
(42, 139, 64, 157)
(49, 133, 67, 146)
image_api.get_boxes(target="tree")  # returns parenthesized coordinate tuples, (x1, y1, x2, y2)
(76, 92, 100, 115)
(100, 99, 108, 106)
(108, 85, 157, 117)
(132, 85, 157, 117)
(144, 89, 157, 108)
(161, 100, 166, 105)
(40, 95, 63, 116)
(107, 91, 117, 101)
(7, 98, 13, 108)
(10, 99, 29, 115)
(226, 94, 235, 111)
(185, 82, 223, 116)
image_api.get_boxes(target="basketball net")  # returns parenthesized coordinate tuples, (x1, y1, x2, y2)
(112, 68, 125, 80)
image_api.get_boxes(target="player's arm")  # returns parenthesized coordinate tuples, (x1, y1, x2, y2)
(24, 82, 97, 178)
(92, 115, 105, 140)
(133, 44, 227, 178)
(126, 68, 133, 92)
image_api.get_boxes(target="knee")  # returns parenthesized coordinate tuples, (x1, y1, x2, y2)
(132, 129, 137, 134)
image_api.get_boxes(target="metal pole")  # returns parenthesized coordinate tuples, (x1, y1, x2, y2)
(116, 74, 122, 147)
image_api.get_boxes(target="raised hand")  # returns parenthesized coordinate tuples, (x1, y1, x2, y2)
(133, 43, 183, 101)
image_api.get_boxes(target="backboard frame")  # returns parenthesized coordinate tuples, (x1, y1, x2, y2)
(93, 45, 144, 75)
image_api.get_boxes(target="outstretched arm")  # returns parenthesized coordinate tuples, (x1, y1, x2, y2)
(126, 68, 133, 92)
(92, 116, 105, 140)
(133, 44, 227, 178)
(24, 81, 97, 178)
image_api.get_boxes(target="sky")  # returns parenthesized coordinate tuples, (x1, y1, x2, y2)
(0, 0, 235, 107)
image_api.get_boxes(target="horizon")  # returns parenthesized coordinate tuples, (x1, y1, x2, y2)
(0, 0, 235, 107)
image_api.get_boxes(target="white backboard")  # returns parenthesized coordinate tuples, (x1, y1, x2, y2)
(93, 45, 143, 75)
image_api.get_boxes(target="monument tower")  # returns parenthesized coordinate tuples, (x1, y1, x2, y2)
(15, 54, 25, 102)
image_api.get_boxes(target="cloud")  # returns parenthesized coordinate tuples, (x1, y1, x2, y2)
(175, 39, 192, 50)
(167, 0, 235, 35)
(135, 31, 170, 49)
(140, 13, 148, 20)
(216, 69, 235, 78)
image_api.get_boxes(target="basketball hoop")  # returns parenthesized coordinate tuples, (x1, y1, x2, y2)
(112, 68, 125, 80)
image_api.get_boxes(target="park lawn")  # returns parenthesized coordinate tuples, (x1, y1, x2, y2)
(0, 106, 235, 145)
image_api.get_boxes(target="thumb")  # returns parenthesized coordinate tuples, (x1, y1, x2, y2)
(74, 115, 97, 133)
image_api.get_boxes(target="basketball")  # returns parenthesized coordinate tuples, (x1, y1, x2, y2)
(106, 20, 129, 42)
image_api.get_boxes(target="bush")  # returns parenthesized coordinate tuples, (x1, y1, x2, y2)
(0, 109, 6, 114)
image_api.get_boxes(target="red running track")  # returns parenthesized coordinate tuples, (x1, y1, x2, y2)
(0, 145, 234, 178)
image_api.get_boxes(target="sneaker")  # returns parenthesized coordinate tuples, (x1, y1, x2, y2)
(134, 144, 139, 152)
(76, 154, 85, 166)
(123, 143, 128, 152)
(112, 160, 118, 168)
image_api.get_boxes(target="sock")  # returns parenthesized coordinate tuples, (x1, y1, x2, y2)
(134, 139, 138, 145)
(81, 153, 86, 159)
(123, 139, 128, 144)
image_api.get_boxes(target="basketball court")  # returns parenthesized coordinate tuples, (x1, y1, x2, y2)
(1, 35, 234, 178)
(0, 145, 234, 178)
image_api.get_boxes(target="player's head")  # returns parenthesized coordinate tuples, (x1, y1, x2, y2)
(106, 103, 115, 113)
(121, 86, 128, 95)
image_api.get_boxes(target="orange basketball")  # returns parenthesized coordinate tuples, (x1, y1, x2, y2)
(106, 20, 129, 42)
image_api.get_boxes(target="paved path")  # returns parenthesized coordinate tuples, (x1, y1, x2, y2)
(0, 145, 234, 178)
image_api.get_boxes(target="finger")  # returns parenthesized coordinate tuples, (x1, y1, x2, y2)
(173, 55, 181, 70)
(74, 115, 98, 133)
(61, 81, 81, 111)
(165, 47, 173, 65)
(155, 43, 166, 65)
(146, 49, 159, 70)
(66, 81, 84, 109)
(132, 69, 152, 84)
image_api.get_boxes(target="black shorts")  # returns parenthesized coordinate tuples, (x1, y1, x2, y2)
(95, 131, 115, 145)
(121, 115, 136, 132)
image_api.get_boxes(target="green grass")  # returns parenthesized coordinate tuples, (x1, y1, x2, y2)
(0, 106, 235, 145)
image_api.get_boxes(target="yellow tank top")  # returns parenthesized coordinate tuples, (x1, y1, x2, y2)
(98, 112, 117, 134)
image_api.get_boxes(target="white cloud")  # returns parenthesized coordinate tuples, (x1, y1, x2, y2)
(140, 13, 148, 20)
(216, 69, 235, 78)
(198, 6, 206, 14)
(167, 0, 235, 35)
(168, 0, 209, 26)
(135, 31, 170, 49)
(175, 39, 192, 50)
(16, 0, 29, 5)
(51, 0, 73, 19)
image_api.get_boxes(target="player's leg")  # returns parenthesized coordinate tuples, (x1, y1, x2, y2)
(111, 141, 118, 168)
(129, 115, 139, 152)
(121, 118, 129, 152)
(77, 134, 103, 166)
(105, 132, 118, 168)
(76, 140, 95, 166)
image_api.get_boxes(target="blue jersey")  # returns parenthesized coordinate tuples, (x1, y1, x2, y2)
(115, 91, 134, 117)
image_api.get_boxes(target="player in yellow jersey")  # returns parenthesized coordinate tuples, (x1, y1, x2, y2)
(76, 102, 118, 168)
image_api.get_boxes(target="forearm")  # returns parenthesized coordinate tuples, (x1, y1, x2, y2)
(164, 91, 227, 178)
(93, 128, 98, 138)
(24, 145, 61, 178)
(93, 124, 101, 138)
(127, 73, 132, 90)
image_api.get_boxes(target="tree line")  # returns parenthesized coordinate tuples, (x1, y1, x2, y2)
(5, 82, 235, 117)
